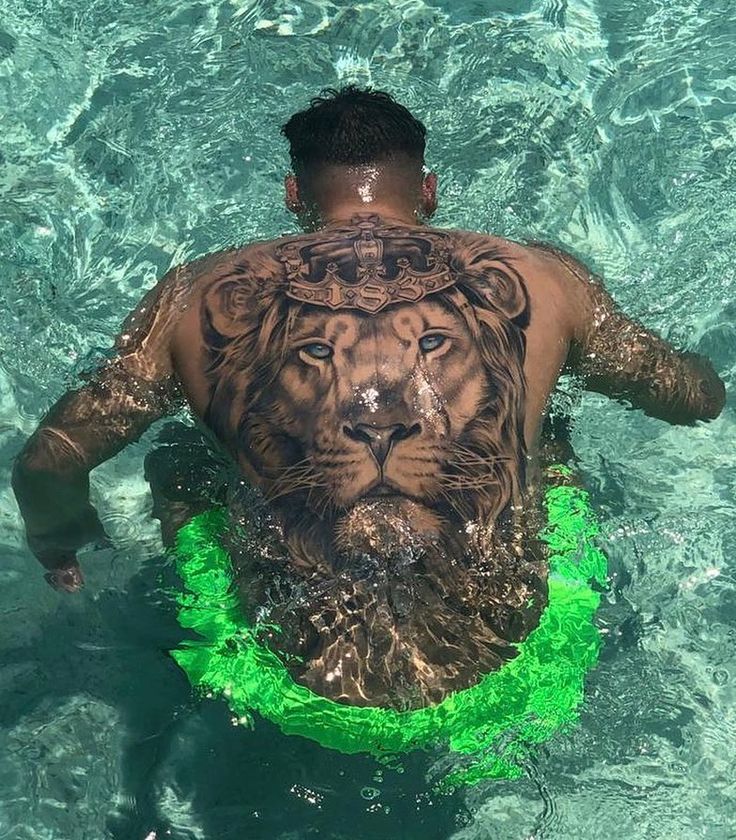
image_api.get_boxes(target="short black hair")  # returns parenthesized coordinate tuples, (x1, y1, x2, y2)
(281, 86, 426, 173)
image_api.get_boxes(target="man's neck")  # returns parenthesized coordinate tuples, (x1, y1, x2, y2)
(317, 203, 426, 229)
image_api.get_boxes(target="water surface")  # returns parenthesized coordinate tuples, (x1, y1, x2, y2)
(1, 1, 735, 837)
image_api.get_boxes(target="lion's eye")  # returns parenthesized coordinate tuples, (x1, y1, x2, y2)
(419, 334, 447, 353)
(302, 343, 333, 360)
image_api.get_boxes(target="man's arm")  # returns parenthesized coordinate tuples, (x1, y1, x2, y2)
(539, 244, 725, 424)
(12, 264, 191, 591)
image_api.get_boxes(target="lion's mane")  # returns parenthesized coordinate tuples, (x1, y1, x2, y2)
(200, 255, 545, 707)
(202, 269, 529, 530)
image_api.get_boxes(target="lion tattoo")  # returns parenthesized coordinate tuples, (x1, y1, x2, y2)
(199, 215, 547, 708)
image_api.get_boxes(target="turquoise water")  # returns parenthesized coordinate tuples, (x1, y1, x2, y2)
(1, 0, 735, 837)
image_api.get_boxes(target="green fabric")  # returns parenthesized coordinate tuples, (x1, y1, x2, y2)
(171, 479, 607, 788)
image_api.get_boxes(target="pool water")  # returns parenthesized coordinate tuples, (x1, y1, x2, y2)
(1, 0, 735, 838)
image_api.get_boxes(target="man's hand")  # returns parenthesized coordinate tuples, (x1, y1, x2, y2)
(42, 560, 85, 593)
(24, 509, 111, 592)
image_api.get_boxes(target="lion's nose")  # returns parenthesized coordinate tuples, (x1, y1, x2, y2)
(343, 422, 420, 466)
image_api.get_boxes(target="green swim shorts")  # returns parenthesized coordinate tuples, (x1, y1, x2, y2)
(171, 471, 607, 788)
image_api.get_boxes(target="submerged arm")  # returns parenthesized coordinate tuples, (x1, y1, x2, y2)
(542, 245, 725, 424)
(12, 266, 189, 590)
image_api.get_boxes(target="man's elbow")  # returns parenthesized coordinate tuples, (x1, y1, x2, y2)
(640, 368, 725, 426)
(696, 375, 726, 421)
(12, 429, 86, 498)
(685, 353, 726, 422)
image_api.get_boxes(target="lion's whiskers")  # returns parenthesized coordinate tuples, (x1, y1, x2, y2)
(266, 479, 329, 504)
(265, 458, 331, 502)
(441, 475, 501, 491)
(449, 444, 515, 465)
(309, 484, 338, 520)
(267, 457, 313, 477)
(263, 460, 340, 521)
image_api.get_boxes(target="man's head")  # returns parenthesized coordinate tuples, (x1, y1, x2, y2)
(281, 86, 437, 227)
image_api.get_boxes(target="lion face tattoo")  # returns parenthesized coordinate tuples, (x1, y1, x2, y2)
(199, 215, 546, 708)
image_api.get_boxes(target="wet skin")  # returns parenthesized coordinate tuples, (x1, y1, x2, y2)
(12, 215, 725, 703)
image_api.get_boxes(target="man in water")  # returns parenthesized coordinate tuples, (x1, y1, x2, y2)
(13, 87, 725, 703)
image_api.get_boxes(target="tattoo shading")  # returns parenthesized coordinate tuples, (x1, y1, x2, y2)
(198, 214, 542, 708)
(277, 218, 455, 312)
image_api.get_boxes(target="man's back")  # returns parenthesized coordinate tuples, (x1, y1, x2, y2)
(14, 214, 723, 577)
(165, 215, 721, 464)
(11, 214, 725, 705)
(172, 216, 567, 482)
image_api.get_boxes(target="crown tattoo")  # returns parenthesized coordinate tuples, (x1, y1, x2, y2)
(277, 221, 455, 314)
